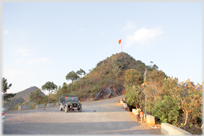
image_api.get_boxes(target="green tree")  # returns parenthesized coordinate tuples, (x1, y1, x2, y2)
(39, 95, 48, 105)
(42, 81, 57, 104)
(167, 78, 203, 130)
(2, 77, 16, 101)
(124, 69, 144, 108)
(66, 71, 79, 92)
(142, 69, 167, 114)
(147, 69, 167, 89)
(29, 89, 43, 104)
(61, 83, 69, 94)
(152, 64, 158, 70)
(143, 79, 161, 114)
(124, 85, 144, 108)
(76, 69, 86, 91)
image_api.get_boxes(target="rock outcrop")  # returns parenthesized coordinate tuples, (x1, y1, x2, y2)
(94, 84, 124, 101)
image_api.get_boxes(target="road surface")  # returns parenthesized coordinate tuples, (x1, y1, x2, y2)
(3, 95, 162, 134)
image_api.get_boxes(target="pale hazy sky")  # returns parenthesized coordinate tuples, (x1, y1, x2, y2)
(2, 2, 202, 95)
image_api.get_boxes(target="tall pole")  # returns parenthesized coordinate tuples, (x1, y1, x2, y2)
(119, 39, 122, 53)
(144, 68, 147, 113)
(145, 94, 146, 113)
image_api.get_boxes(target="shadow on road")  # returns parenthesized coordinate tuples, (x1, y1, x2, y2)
(4, 121, 152, 134)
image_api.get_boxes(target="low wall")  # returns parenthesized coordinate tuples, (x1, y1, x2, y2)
(47, 103, 54, 107)
(36, 104, 45, 109)
(18, 105, 30, 110)
(144, 113, 147, 122)
(132, 109, 137, 115)
(123, 103, 128, 109)
(145, 113, 155, 125)
(161, 123, 192, 135)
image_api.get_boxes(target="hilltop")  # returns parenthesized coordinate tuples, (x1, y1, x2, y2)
(53, 52, 150, 102)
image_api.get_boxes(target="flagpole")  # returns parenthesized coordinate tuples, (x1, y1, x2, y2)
(119, 39, 122, 53)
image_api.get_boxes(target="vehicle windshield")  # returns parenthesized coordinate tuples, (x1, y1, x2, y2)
(64, 96, 78, 102)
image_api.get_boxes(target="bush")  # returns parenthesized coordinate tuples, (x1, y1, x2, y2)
(49, 98, 56, 103)
(29, 104, 36, 109)
(120, 62, 125, 69)
(99, 80, 104, 86)
(90, 92, 95, 97)
(85, 89, 91, 93)
(92, 85, 101, 93)
(106, 78, 113, 84)
(124, 85, 144, 107)
(39, 96, 48, 105)
(13, 103, 21, 110)
(152, 95, 180, 125)
(22, 102, 27, 105)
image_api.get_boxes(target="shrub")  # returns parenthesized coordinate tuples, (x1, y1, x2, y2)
(151, 95, 180, 125)
(22, 102, 27, 105)
(124, 85, 144, 107)
(85, 89, 91, 93)
(99, 80, 104, 86)
(13, 103, 21, 110)
(29, 104, 36, 109)
(90, 92, 95, 97)
(92, 85, 101, 93)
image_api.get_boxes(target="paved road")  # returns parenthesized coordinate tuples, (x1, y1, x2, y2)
(3, 96, 161, 134)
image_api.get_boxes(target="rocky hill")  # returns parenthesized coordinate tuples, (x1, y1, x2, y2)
(60, 52, 149, 101)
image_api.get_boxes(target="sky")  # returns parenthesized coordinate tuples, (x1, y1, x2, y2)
(2, 2, 203, 95)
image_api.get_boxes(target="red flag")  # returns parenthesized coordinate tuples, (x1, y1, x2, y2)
(118, 39, 121, 44)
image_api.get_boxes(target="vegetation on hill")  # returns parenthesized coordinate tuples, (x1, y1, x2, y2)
(49, 52, 149, 103)
(4, 96, 25, 111)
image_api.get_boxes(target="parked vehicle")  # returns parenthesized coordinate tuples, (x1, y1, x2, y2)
(2, 108, 5, 123)
(59, 95, 82, 113)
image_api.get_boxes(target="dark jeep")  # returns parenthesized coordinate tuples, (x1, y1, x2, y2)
(59, 95, 82, 113)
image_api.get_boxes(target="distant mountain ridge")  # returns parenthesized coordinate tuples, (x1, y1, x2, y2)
(4, 86, 45, 111)
(15, 86, 45, 102)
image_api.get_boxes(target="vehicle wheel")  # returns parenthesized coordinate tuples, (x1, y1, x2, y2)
(65, 106, 68, 113)
(78, 108, 82, 112)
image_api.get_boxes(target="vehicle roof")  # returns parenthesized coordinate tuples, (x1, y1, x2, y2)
(60, 95, 77, 97)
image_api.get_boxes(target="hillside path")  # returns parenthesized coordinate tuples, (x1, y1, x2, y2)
(3, 95, 162, 135)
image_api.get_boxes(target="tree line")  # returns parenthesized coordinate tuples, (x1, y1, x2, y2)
(2, 68, 86, 108)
